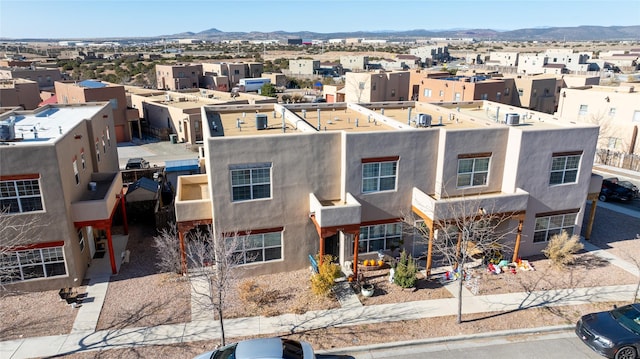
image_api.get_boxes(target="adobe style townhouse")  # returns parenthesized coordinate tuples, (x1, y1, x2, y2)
(0, 103, 127, 292)
(174, 100, 601, 276)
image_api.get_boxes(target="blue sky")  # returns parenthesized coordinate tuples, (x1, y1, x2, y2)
(1, 0, 639, 39)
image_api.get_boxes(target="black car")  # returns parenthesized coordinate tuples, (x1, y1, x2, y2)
(600, 178, 635, 202)
(576, 303, 640, 359)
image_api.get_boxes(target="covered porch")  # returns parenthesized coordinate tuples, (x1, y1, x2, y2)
(411, 187, 529, 275)
(72, 172, 129, 275)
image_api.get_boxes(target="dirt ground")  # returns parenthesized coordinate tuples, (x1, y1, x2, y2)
(1, 204, 638, 355)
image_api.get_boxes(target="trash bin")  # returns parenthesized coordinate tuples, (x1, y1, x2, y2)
(169, 134, 177, 144)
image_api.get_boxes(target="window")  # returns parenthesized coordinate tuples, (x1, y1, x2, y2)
(533, 212, 577, 243)
(102, 135, 106, 153)
(0, 244, 66, 283)
(549, 152, 581, 185)
(95, 140, 100, 162)
(106, 127, 111, 146)
(78, 229, 85, 252)
(532, 89, 537, 97)
(109, 99, 118, 109)
(362, 158, 398, 193)
(391, 89, 396, 97)
(633, 111, 640, 123)
(439, 90, 445, 97)
(481, 93, 488, 100)
(608, 107, 616, 117)
(230, 163, 271, 201)
(372, 83, 377, 91)
(608, 137, 619, 149)
(358, 82, 365, 90)
(457, 154, 490, 187)
(424, 88, 432, 97)
(579, 105, 588, 116)
(454, 92, 461, 101)
(496, 92, 502, 101)
(73, 157, 79, 185)
(0, 177, 44, 213)
(81, 149, 86, 170)
(517, 88, 524, 96)
(228, 231, 282, 264)
(359, 222, 402, 253)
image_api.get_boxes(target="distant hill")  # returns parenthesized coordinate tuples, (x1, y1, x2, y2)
(181, 25, 640, 42)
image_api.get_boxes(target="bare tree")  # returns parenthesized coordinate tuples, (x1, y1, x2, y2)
(0, 208, 50, 294)
(153, 224, 246, 346)
(405, 196, 518, 324)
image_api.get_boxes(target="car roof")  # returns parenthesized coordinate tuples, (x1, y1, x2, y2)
(235, 337, 284, 358)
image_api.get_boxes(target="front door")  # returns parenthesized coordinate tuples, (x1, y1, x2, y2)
(324, 234, 339, 258)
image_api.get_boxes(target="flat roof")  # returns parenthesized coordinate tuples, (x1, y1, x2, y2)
(1, 104, 104, 145)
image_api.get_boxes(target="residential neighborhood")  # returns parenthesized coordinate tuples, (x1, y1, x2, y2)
(1, 21, 640, 359)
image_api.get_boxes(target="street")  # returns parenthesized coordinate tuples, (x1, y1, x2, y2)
(334, 330, 605, 358)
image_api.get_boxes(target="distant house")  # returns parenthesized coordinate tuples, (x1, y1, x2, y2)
(125, 177, 160, 203)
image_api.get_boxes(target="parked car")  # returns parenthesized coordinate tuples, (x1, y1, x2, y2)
(575, 303, 640, 359)
(125, 157, 150, 170)
(599, 178, 635, 202)
(609, 178, 640, 199)
(193, 337, 315, 359)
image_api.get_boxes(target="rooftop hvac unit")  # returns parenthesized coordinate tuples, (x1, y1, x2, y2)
(417, 113, 432, 127)
(505, 113, 520, 125)
(256, 114, 268, 130)
(0, 116, 16, 141)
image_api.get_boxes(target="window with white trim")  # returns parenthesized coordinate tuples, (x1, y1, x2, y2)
(423, 88, 432, 97)
(81, 149, 86, 170)
(106, 127, 111, 146)
(0, 178, 44, 213)
(549, 153, 581, 185)
(359, 222, 402, 253)
(228, 231, 282, 264)
(78, 229, 85, 252)
(533, 212, 577, 243)
(578, 105, 588, 116)
(1, 245, 66, 283)
(230, 163, 272, 202)
(362, 159, 398, 193)
(457, 154, 490, 188)
(95, 140, 100, 162)
(73, 158, 79, 185)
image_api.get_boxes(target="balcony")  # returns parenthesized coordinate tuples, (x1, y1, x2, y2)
(309, 192, 361, 228)
(71, 172, 122, 222)
(412, 187, 529, 222)
(175, 174, 212, 223)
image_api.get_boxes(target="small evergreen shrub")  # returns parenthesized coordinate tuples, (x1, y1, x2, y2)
(393, 249, 418, 288)
(310, 255, 341, 296)
(542, 231, 584, 268)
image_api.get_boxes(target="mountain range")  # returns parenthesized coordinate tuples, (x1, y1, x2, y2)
(171, 25, 640, 42)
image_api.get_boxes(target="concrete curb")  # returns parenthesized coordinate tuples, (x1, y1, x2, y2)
(317, 324, 575, 355)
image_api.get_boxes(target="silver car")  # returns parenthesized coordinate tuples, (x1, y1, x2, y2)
(193, 337, 316, 359)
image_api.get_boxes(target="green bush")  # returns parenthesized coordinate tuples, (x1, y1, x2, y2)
(310, 255, 341, 296)
(393, 250, 418, 288)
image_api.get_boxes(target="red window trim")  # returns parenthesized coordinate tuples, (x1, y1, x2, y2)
(361, 156, 399, 163)
(360, 218, 403, 227)
(535, 208, 580, 218)
(458, 152, 492, 159)
(0, 173, 41, 181)
(224, 226, 285, 237)
(2, 240, 65, 252)
(552, 151, 583, 157)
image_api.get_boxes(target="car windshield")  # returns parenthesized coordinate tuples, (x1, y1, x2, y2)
(282, 339, 304, 359)
(212, 343, 238, 359)
(611, 305, 640, 335)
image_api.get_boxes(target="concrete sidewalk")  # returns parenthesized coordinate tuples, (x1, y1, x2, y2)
(2, 240, 638, 359)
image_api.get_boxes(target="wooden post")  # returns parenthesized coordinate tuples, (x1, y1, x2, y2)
(179, 230, 187, 274)
(425, 222, 434, 276)
(512, 216, 524, 262)
(106, 226, 117, 274)
(319, 236, 325, 265)
(585, 195, 598, 241)
(453, 231, 462, 270)
(352, 232, 359, 278)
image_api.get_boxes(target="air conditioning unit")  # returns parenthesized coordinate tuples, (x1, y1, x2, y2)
(417, 113, 432, 127)
(505, 113, 520, 125)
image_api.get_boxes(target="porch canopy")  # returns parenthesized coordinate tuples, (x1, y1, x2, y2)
(411, 187, 529, 275)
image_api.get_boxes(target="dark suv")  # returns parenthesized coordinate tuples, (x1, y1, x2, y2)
(125, 157, 150, 170)
(599, 178, 635, 203)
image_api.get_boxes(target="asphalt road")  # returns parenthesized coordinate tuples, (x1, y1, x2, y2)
(335, 330, 604, 359)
